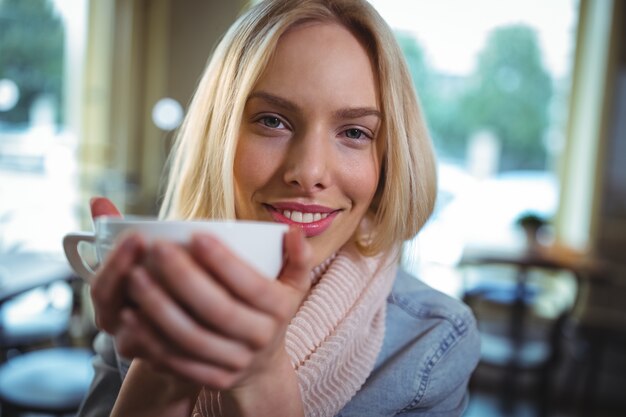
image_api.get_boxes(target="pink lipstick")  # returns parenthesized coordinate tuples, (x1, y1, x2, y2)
(265, 203, 339, 237)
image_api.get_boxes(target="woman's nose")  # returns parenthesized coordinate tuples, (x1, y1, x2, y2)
(282, 129, 331, 192)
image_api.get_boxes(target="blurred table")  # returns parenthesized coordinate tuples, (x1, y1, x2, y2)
(0, 251, 77, 357)
(0, 252, 75, 302)
(461, 244, 609, 310)
(0, 253, 94, 415)
(459, 245, 597, 416)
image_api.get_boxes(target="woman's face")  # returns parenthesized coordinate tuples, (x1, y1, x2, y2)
(234, 22, 381, 266)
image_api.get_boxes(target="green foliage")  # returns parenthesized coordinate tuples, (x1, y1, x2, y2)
(461, 25, 553, 170)
(395, 32, 430, 100)
(395, 32, 468, 161)
(396, 24, 554, 171)
(0, 0, 65, 125)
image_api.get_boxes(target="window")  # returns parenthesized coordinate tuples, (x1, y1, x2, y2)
(367, 0, 579, 295)
(0, 0, 87, 254)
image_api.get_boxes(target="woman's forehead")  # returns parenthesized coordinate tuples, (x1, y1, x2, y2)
(253, 21, 380, 110)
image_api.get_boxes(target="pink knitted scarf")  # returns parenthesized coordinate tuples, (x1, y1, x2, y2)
(194, 244, 398, 417)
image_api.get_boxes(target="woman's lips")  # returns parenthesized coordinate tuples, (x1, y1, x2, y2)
(265, 204, 340, 237)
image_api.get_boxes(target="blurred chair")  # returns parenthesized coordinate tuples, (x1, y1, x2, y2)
(557, 262, 626, 417)
(460, 251, 581, 417)
(0, 252, 94, 416)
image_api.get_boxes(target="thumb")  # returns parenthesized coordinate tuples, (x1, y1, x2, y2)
(279, 227, 314, 296)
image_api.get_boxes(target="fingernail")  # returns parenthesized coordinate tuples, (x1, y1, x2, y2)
(120, 307, 138, 327)
(128, 269, 150, 302)
(121, 234, 137, 251)
(89, 196, 105, 212)
(193, 234, 215, 249)
(130, 267, 146, 288)
(153, 240, 172, 257)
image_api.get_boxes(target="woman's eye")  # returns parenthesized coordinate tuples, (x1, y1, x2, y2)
(345, 128, 362, 139)
(345, 128, 367, 140)
(260, 116, 283, 129)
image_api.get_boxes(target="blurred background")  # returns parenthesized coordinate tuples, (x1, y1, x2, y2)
(0, 0, 625, 416)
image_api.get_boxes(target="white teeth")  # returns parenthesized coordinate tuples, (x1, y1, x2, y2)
(281, 210, 329, 223)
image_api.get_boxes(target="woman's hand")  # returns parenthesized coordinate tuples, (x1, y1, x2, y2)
(114, 227, 312, 416)
(89, 197, 146, 334)
(87, 196, 312, 415)
(115, 226, 312, 389)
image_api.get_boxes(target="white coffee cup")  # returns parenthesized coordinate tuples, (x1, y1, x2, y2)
(63, 216, 288, 283)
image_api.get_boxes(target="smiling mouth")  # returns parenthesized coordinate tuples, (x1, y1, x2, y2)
(280, 210, 330, 223)
(263, 204, 340, 237)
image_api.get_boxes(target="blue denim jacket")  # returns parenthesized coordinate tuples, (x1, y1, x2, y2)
(78, 269, 480, 417)
(337, 269, 480, 416)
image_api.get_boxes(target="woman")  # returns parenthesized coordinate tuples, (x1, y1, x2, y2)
(79, 0, 480, 416)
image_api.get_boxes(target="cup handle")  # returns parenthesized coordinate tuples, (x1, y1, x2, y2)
(63, 232, 96, 283)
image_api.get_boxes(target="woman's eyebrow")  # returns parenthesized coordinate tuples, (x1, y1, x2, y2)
(247, 91, 299, 112)
(247, 91, 381, 120)
(333, 107, 381, 120)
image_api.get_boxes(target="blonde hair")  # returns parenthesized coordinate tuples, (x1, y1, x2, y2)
(160, 0, 437, 256)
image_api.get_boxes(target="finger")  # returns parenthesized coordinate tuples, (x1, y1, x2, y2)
(189, 234, 296, 322)
(126, 265, 254, 370)
(115, 308, 165, 360)
(117, 309, 243, 389)
(160, 355, 243, 389)
(147, 241, 276, 349)
(90, 196, 122, 222)
(90, 233, 145, 332)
